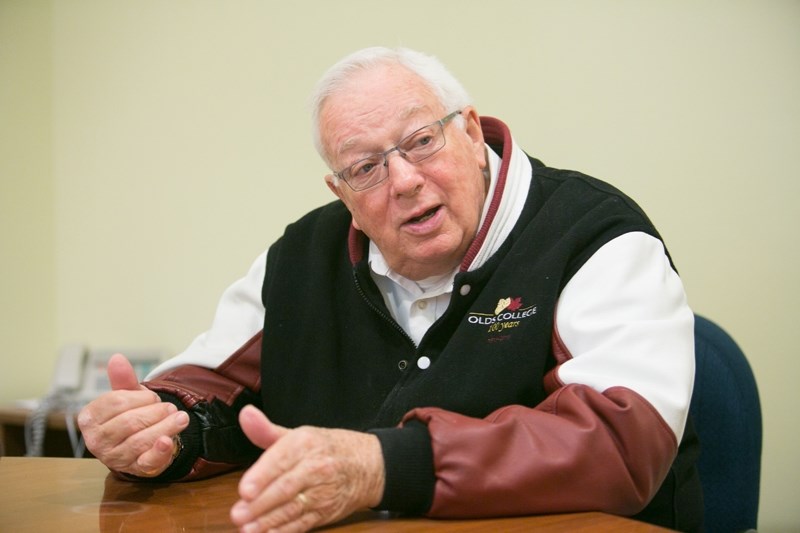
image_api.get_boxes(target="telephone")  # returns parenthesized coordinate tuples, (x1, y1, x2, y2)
(17, 344, 162, 457)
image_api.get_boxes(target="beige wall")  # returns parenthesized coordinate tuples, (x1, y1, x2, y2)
(1, 1, 798, 530)
(1, 2, 55, 404)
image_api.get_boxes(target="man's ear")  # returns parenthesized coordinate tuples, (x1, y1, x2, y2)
(325, 175, 362, 230)
(462, 106, 487, 170)
(325, 174, 343, 199)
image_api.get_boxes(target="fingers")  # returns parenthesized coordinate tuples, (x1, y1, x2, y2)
(240, 405, 288, 451)
(230, 425, 385, 533)
(80, 353, 160, 437)
(114, 408, 189, 475)
(134, 433, 181, 477)
(238, 407, 292, 502)
(78, 391, 190, 473)
(231, 427, 321, 531)
(81, 388, 160, 429)
(79, 353, 192, 478)
(107, 353, 144, 391)
(232, 494, 318, 533)
(89, 401, 187, 466)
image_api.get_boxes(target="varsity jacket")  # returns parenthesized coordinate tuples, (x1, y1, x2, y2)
(142, 117, 702, 531)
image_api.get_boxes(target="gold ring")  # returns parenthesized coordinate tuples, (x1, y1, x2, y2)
(296, 492, 309, 511)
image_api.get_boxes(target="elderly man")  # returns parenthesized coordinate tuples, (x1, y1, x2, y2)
(78, 47, 702, 532)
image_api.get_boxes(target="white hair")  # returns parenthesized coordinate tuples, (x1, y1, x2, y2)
(309, 47, 473, 169)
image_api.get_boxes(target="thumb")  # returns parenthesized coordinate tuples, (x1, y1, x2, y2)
(239, 404, 288, 450)
(107, 353, 142, 391)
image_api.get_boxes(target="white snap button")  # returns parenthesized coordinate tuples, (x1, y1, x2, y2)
(459, 284, 471, 296)
(417, 300, 428, 310)
(417, 356, 431, 370)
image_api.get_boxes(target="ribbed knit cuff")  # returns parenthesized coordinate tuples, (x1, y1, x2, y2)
(368, 420, 435, 515)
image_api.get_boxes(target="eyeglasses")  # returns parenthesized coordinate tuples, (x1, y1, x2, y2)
(333, 110, 463, 191)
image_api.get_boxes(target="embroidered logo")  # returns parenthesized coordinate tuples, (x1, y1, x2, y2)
(468, 296, 537, 334)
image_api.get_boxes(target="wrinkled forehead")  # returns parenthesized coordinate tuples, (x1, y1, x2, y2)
(337, 104, 426, 152)
(319, 65, 443, 164)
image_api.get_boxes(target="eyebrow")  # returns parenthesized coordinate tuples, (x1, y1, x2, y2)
(337, 105, 427, 159)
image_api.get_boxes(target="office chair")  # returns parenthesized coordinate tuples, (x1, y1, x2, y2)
(691, 315, 762, 533)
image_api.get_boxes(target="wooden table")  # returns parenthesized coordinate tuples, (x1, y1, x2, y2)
(0, 457, 673, 532)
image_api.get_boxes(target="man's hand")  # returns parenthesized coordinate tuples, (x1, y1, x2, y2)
(230, 405, 385, 533)
(77, 353, 189, 477)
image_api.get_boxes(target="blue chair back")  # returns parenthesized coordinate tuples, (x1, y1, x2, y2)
(691, 315, 762, 532)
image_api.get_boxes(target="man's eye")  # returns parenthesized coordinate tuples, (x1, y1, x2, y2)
(404, 129, 435, 151)
(415, 135, 434, 147)
(353, 161, 377, 176)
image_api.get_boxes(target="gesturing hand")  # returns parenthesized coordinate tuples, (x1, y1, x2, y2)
(230, 405, 385, 533)
(77, 353, 189, 477)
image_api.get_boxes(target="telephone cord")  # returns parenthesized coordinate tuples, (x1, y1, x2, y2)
(24, 393, 85, 457)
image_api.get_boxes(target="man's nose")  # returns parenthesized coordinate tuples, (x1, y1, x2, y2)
(386, 152, 424, 196)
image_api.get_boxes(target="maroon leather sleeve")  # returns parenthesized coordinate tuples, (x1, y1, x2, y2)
(139, 331, 263, 481)
(144, 330, 262, 407)
(403, 384, 677, 518)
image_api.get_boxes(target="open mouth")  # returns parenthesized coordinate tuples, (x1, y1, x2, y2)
(407, 206, 440, 224)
